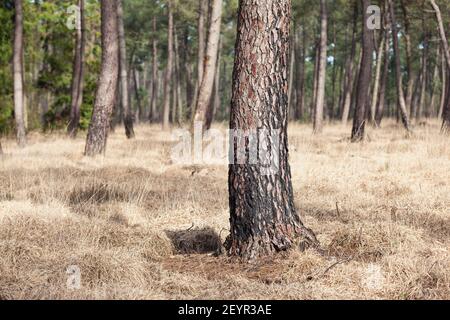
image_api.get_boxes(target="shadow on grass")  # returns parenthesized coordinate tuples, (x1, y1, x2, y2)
(165, 226, 223, 255)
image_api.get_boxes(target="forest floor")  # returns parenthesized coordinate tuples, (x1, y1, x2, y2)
(0, 120, 449, 300)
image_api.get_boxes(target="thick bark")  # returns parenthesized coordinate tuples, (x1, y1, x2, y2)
(341, 2, 358, 125)
(226, 0, 318, 261)
(193, 0, 223, 127)
(13, 0, 26, 147)
(388, 0, 411, 132)
(117, 0, 134, 138)
(162, 0, 174, 130)
(149, 17, 158, 123)
(351, 0, 374, 142)
(68, 0, 86, 138)
(313, 0, 328, 134)
(84, 0, 119, 156)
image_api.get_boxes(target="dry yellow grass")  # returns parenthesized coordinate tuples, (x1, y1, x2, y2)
(0, 120, 448, 300)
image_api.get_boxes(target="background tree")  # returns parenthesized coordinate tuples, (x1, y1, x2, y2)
(68, 0, 86, 138)
(85, 0, 119, 156)
(351, 0, 374, 141)
(13, 0, 26, 147)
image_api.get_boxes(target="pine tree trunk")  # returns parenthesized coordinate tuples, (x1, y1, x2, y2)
(295, 25, 306, 120)
(174, 30, 183, 125)
(341, 2, 358, 125)
(182, 27, 194, 119)
(417, 32, 429, 122)
(430, 45, 441, 117)
(226, 0, 318, 261)
(190, 0, 208, 118)
(375, 29, 389, 127)
(400, 0, 415, 116)
(351, 0, 374, 142)
(205, 40, 221, 130)
(388, 0, 411, 132)
(149, 17, 158, 123)
(193, 0, 223, 128)
(13, 0, 26, 147)
(313, 0, 328, 134)
(429, 0, 450, 132)
(68, 0, 86, 138)
(438, 48, 447, 119)
(162, 0, 173, 130)
(117, 0, 134, 138)
(370, 32, 385, 125)
(85, 0, 119, 156)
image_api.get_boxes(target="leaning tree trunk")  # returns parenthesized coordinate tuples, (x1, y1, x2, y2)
(162, 0, 173, 130)
(429, 0, 450, 132)
(388, 0, 411, 132)
(117, 0, 134, 138)
(438, 48, 447, 119)
(193, 0, 223, 128)
(351, 0, 374, 142)
(226, 0, 318, 261)
(68, 0, 86, 138)
(84, 0, 119, 156)
(313, 0, 328, 134)
(13, 0, 26, 147)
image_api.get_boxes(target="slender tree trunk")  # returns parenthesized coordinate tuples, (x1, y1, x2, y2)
(13, 0, 26, 147)
(313, 0, 328, 134)
(190, 0, 208, 118)
(370, 32, 385, 125)
(310, 41, 320, 120)
(438, 47, 447, 119)
(295, 25, 306, 120)
(429, 45, 440, 117)
(162, 0, 173, 130)
(68, 0, 86, 138)
(429, 0, 450, 131)
(205, 40, 222, 130)
(193, 0, 223, 127)
(388, 0, 411, 132)
(375, 29, 389, 127)
(133, 67, 143, 124)
(417, 32, 429, 122)
(341, 2, 358, 125)
(182, 27, 194, 119)
(226, 0, 318, 261)
(351, 0, 374, 142)
(174, 29, 183, 125)
(400, 0, 415, 116)
(85, 0, 119, 156)
(149, 17, 158, 123)
(117, 0, 134, 138)
(288, 34, 295, 118)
